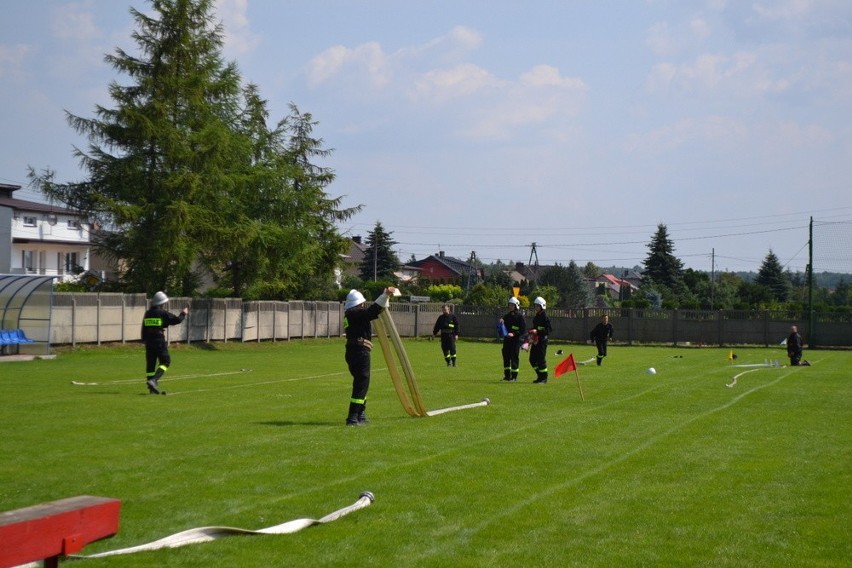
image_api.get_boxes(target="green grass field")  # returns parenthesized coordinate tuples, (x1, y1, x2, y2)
(1, 339, 849, 567)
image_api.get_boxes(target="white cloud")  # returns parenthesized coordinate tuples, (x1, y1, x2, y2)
(459, 66, 587, 141)
(646, 17, 712, 57)
(0, 44, 31, 80)
(216, 0, 261, 56)
(51, 2, 101, 42)
(625, 115, 747, 154)
(400, 25, 483, 62)
(775, 120, 833, 147)
(646, 50, 792, 97)
(306, 26, 484, 91)
(306, 42, 390, 89)
(306, 28, 587, 140)
(519, 64, 586, 90)
(411, 63, 499, 102)
(752, 0, 814, 21)
(446, 25, 483, 50)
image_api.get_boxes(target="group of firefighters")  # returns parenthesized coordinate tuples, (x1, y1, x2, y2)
(141, 289, 808, 427)
(139, 289, 616, 425)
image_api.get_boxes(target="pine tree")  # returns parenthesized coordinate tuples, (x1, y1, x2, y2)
(31, 0, 243, 294)
(359, 222, 399, 281)
(29, 0, 358, 299)
(756, 249, 790, 303)
(582, 262, 601, 279)
(643, 224, 685, 294)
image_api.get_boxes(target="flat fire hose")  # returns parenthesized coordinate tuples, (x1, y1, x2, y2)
(64, 492, 374, 560)
(374, 308, 490, 417)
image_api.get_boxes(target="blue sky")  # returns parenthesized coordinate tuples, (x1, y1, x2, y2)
(2, 0, 851, 274)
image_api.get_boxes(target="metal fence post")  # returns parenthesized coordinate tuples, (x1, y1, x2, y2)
(672, 309, 678, 347)
(71, 295, 77, 348)
(96, 295, 101, 346)
(627, 308, 633, 345)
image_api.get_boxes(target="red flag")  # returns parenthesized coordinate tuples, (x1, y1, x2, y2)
(555, 353, 577, 378)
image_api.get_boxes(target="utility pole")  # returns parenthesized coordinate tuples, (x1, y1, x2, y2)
(808, 217, 814, 347)
(711, 248, 715, 311)
(528, 242, 540, 285)
(466, 251, 478, 293)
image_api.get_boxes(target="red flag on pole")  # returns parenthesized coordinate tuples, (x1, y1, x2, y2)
(554, 353, 577, 377)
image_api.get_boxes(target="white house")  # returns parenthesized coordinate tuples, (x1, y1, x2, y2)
(0, 183, 91, 282)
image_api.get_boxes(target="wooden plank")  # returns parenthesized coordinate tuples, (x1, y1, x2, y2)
(0, 495, 120, 568)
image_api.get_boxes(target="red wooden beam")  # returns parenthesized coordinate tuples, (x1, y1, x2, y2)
(0, 495, 120, 568)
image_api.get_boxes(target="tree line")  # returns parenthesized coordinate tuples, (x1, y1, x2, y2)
(353, 222, 850, 312)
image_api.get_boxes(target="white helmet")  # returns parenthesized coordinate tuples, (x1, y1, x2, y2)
(152, 291, 169, 306)
(345, 289, 367, 310)
(508, 297, 520, 308)
(534, 296, 546, 309)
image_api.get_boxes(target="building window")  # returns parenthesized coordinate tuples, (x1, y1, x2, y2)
(23, 216, 37, 227)
(67, 219, 81, 229)
(66, 252, 79, 274)
(22, 250, 35, 273)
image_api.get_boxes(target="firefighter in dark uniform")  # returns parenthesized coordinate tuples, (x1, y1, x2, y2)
(343, 287, 396, 426)
(141, 291, 188, 394)
(786, 324, 809, 366)
(432, 304, 460, 366)
(500, 297, 526, 382)
(590, 314, 614, 366)
(529, 296, 552, 383)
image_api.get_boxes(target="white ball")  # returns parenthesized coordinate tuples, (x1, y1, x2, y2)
(646, 367, 657, 375)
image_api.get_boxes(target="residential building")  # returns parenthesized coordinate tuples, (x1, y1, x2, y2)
(408, 251, 482, 285)
(0, 183, 90, 281)
(595, 272, 640, 300)
(340, 235, 369, 279)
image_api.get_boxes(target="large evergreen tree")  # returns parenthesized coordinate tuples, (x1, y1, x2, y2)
(29, 0, 357, 299)
(643, 224, 685, 294)
(358, 222, 400, 281)
(208, 99, 359, 299)
(31, 0, 242, 294)
(755, 249, 790, 303)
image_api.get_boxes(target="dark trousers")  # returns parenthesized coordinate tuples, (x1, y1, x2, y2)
(145, 338, 171, 379)
(502, 339, 521, 378)
(788, 350, 802, 366)
(345, 346, 371, 413)
(529, 338, 548, 378)
(440, 333, 456, 364)
(595, 339, 608, 365)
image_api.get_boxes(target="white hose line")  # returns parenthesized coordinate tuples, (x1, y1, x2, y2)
(726, 368, 764, 388)
(426, 398, 490, 417)
(731, 359, 781, 368)
(70, 492, 374, 559)
(71, 369, 253, 386)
